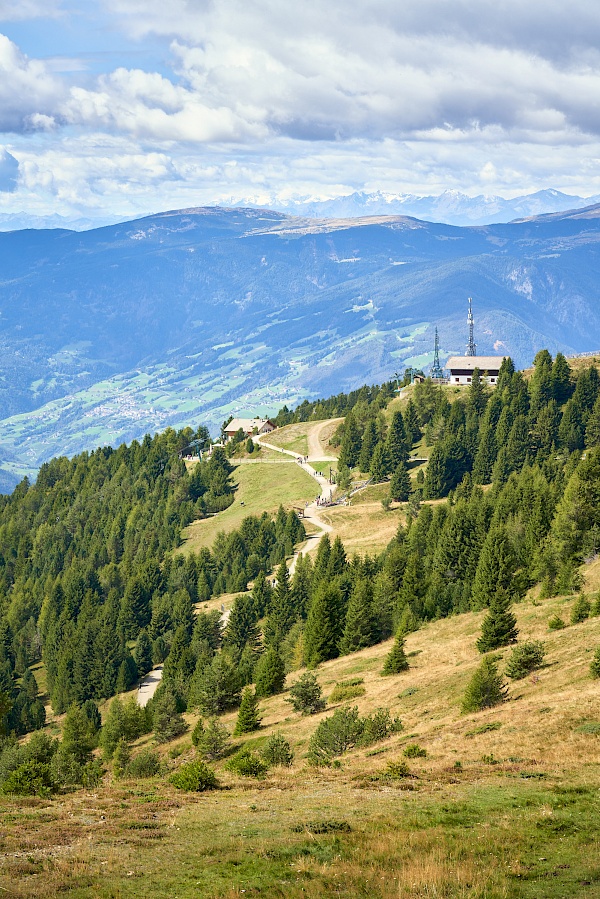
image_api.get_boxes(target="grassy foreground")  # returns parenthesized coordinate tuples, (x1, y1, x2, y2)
(3, 591, 600, 898)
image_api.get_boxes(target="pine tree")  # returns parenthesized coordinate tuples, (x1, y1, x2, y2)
(286, 672, 326, 714)
(153, 689, 187, 743)
(264, 561, 295, 648)
(551, 352, 573, 405)
(339, 579, 375, 655)
(590, 647, 600, 679)
(461, 656, 508, 712)
(389, 463, 411, 501)
(234, 687, 261, 735)
(254, 647, 286, 697)
(382, 632, 409, 675)
(476, 588, 518, 652)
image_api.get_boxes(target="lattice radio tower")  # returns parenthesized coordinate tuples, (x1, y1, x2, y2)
(466, 297, 477, 356)
(430, 327, 444, 379)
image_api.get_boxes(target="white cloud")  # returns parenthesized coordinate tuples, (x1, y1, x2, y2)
(0, 146, 18, 190)
(0, 34, 64, 131)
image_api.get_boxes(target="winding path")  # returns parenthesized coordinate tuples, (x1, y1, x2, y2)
(256, 436, 337, 574)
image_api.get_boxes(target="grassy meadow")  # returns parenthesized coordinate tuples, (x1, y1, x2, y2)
(2, 591, 600, 897)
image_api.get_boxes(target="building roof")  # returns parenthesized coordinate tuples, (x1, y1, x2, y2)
(445, 355, 506, 372)
(224, 417, 273, 433)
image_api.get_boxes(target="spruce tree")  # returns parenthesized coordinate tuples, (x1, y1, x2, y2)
(590, 647, 600, 679)
(254, 647, 286, 697)
(234, 687, 261, 735)
(339, 579, 375, 655)
(264, 562, 295, 648)
(358, 419, 378, 473)
(551, 352, 573, 405)
(389, 463, 411, 501)
(476, 588, 518, 652)
(370, 442, 390, 483)
(382, 632, 409, 675)
(403, 399, 421, 444)
(134, 629, 153, 676)
(461, 656, 508, 712)
(471, 526, 517, 610)
(286, 672, 326, 715)
(304, 584, 342, 667)
(386, 411, 409, 469)
(339, 412, 362, 468)
(153, 689, 187, 743)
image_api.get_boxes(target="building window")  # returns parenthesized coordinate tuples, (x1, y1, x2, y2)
(455, 377, 459, 383)
(490, 377, 495, 383)
(467, 377, 471, 383)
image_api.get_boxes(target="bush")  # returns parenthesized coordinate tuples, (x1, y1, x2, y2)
(403, 743, 427, 758)
(505, 641, 546, 679)
(329, 680, 366, 703)
(126, 749, 161, 778)
(112, 738, 131, 778)
(307, 706, 365, 766)
(571, 594, 591, 624)
(153, 690, 187, 744)
(262, 732, 294, 767)
(381, 760, 411, 780)
(81, 759, 105, 787)
(360, 708, 402, 746)
(192, 717, 231, 761)
(590, 648, 600, 679)
(225, 747, 269, 779)
(461, 656, 508, 714)
(1, 760, 54, 797)
(548, 615, 566, 631)
(287, 672, 326, 715)
(171, 759, 218, 792)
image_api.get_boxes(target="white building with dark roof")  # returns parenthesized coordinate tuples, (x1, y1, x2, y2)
(445, 355, 506, 386)
(223, 417, 276, 440)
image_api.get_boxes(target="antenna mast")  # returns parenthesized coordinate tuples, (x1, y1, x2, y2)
(466, 297, 477, 356)
(430, 327, 444, 379)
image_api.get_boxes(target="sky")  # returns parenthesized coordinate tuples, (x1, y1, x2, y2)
(1, 0, 600, 221)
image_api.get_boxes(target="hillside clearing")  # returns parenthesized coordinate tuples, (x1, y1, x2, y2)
(181, 460, 316, 553)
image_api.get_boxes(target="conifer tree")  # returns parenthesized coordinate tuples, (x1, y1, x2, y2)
(254, 647, 286, 697)
(585, 394, 600, 447)
(471, 526, 517, 610)
(234, 687, 261, 735)
(339, 579, 375, 655)
(476, 588, 518, 652)
(389, 462, 411, 501)
(286, 672, 326, 714)
(264, 561, 295, 647)
(339, 412, 362, 468)
(461, 656, 508, 713)
(224, 594, 260, 660)
(386, 411, 409, 469)
(370, 441, 390, 482)
(134, 629, 153, 676)
(551, 352, 573, 405)
(312, 534, 331, 584)
(403, 399, 421, 444)
(304, 584, 343, 667)
(358, 419, 378, 473)
(326, 536, 347, 579)
(153, 689, 187, 743)
(291, 553, 313, 619)
(382, 631, 409, 675)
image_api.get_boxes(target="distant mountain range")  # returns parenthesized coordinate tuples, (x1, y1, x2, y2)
(2, 188, 598, 232)
(232, 189, 599, 227)
(2, 201, 600, 490)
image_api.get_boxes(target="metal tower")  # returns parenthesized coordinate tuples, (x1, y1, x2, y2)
(466, 297, 477, 356)
(430, 327, 444, 379)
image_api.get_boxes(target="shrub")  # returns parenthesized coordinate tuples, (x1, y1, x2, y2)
(153, 690, 187, 744)
(286, 672, 326, 715)
(403, 743, 427, 758)
(590, 648, 600, 679)
(548, 615, 566, 631)
(329, 681, 366, 703)
(81, 759, 104, 787)
(571, 594, 591, 624)
(1, 761, 54, 797)
(382, 760, 411, 779)
(461, 656, 508, 713)
(171, 760, 218, 792)
(112, 738, 131, 778)
(262, 732, 294, 767)
(126, 749, 161, 778)
(192, 717, 231, 761)
(360, 708, 402, 746)
(505, 641, 546, 679)
(225, 747, 269, 779)
(307, 706, 365, 765)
